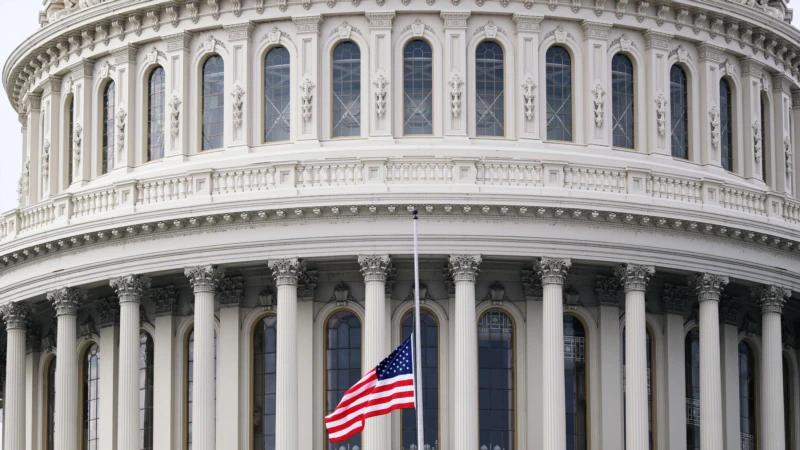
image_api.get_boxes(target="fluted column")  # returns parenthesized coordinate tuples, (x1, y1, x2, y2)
(535, 257, 571, 450)
(110, 275, 151, 450)
(689, 273, 729, 450)
(268, 258, 304, 450)
(617, 264, 655, 450)
(1, 301, 33, 450)
(756, 285, 791, 450)
(47, 287, 85, 450)
(450, 255, 481, 450)
(359, 255, 393, 450)
(184, 266, 225, 450)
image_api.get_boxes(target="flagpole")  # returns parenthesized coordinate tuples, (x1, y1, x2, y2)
(412, 209, 425, 450)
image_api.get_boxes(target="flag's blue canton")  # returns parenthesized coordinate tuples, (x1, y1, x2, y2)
(376, 336, 414, 380)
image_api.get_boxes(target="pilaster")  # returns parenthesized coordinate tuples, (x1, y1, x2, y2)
(152, 286, 178, 450)
(224, 22, 255, 151)
(719, 294, 742, 450)
(366, 12, 395, 138)
(581, 21, 612, 147)
(216, 277, 242, 450)
(67, 61, 94, 185)
(792, 89, 800, 197)
(772, 75, 792, 194)
(697, 44, 724, 168)
(662, 285, 688, 450)
(98, 317, 120, 450)
(514, 14, 544, 141)
(24, 94, 42, 204)
(112, 44, 139, 171)
(41, 76, 62, 198)
(161, 32, 192, 159)
(740, 57, 765, 178)
(293, 15, 323, 142)
(441, 11, 470, 138)
(644, 32, 672, 156)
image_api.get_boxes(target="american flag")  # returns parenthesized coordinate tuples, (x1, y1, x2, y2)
(325, 336, 417, 442)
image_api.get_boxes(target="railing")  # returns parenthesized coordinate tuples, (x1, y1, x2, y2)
(71, 188, 118, 218)
(720, 186, 768, 216)
(477, 162, 540, 186)
(741, 433, 755, 450)
(564, 166, 626, 193)
(386, 161, 453, 184)
(649, 175, 703, 203)
(686, 398, 700, 426)
(19, 203, 56, 231)
(138, 176, 193, 204)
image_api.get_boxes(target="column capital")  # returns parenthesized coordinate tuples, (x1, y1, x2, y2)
(697, 43, 724, 62)
(449, 254, 482, 283)
(152, 285, 179, 316)
(269, 258, 305, 286)
(739, 56, 765, 76)
(184, 265, 225, 293)
(161, 31, 193, 52)
(0, 302, 33, 330)
(358, 255, 392, 282)
(47, 287, 86, 316)
(112, 43, 139, 64)
(440, 11, 470, 29)
(512, 14, 544, 33)
(218, 276, 245, 307)
(110, 274, 151, 303)
(689, 273, 729, 302)
(293, 14, 323, 34)
(754, 285, 791, 314)
(615, 264, 655, 292)
(365, 11, 395, 29)
(224, 21, 255, 41)
(67, 60, 95, 80)
(643, 30, 672, 50)
(535, 257, 571, 285)
(580, 20, 612, 40)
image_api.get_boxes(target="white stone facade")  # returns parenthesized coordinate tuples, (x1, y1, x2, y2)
(1, 0, 800, 450)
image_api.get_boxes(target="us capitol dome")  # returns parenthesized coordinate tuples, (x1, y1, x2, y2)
(0, 0, 800, 449)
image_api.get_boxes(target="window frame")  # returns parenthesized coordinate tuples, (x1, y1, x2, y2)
(199, 54, 225, 152)
(263, 46, 292, 144)
(401, 38, 435, 137)
(477, 308, 517, 450)
(545, 45, 575, 143)
(738, 339, 760, 450)
(564, 312, 590, 450)
(251, 313, 278, 450)
(669, 64, 690, 160)
(474, 40, 507, 139)
(146, 66, 167, 162)
(719, 77, 736, 173)
(79, 341, 100, 450)
(610, 52, 636, 150)
(139, 330, 155, 450)
(100, 80, 116, 175)
(330, 40, 364, 140)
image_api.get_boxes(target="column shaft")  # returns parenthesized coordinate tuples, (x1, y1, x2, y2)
(699, 300, 723, 450)
(5, 327, 27, 450)
(194, 289, 216, 450)
(453, 278, 478, 450)
(542, 283, 566, 450)
(757, 285, 791, 450)
(625, 290, 648, 450)
(117, 301, 140, 450)
(55, 313, 78, 450)
(363, 278, 388, 450)
(276, 283, 298, 450)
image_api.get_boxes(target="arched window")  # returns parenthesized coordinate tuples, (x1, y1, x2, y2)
(611, 54, 635, 149)
(186, 328, 217, 450)
(147, 67, 166, 161)
(739, 341, 758, 450)
(403, 40, 433, 136)
(325, 311, 362, 450)
(546, 46, 573, 142)
(332, 42, 361, 138)
(67, 96, 74, 185)
(201, 55, 224, 151)
(264, 47, 291, 143)
(401, 310, 439, 448)
(622, 326, 655, 450)
(476, 41, 505, 137)
(478, 310, 515, 450)
(685, 329, 700, 450)
(564, 314, 587, 450)
(82, 343, 100, 450)
(784, 354, 793, 450)
(140, 332, 154, 450)
(102, 81, 116, 174)
(761, 94, 769, 183)
(253, 315, 277, 450)
(670, 65, 689, 159)
(46, 357, 57, 450)
(720, 79, 734, 171)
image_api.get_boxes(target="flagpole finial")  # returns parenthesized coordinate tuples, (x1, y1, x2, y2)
(412, 208, 419, 219)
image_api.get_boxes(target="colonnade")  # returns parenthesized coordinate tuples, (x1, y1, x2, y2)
(0, 255, 792, 450)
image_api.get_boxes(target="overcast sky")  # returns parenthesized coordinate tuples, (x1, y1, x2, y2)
(0, 2, 799, 214)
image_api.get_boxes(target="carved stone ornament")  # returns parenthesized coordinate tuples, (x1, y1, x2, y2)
(592, 83, 605, 127)
(73, 123, 83, 163)
(595, 275, 622, 306)
(483, 280, 511, 303)
(752, 120, 763, 164)
(754, 285, 791, 314)
(269, 258, 305, 286)
(373, 75, 389, 119)
(79, 315, 98, 339)
(231, 84, 245, 129)
(785, 135, 794, 175)
(535, 257, 572, 286)
(521, 269, 543, 299)
(169, 95, 181, 138)
(47, 287, 86, 316)
(26, 325, 42, 353)
(406, 282, 434, 301)
(152, 285, 179, 316)
(41, 139, 50, 181)
(662, 283, 690, 314)
(300, 77, 315, 122)
(109, 274, 151, 303)
(443, 266, 456, 296)
(96, 296, 120, 327)
(298, 269, 318, 298)
(331, 281, 356, 304)
(741, 313, 759, 336)
(615, 264, 655, 292)
(184, 265, 226, 293)
(782, 318, 795, 349)
(449, 254, 482, 283)
(709, 105, 721, 151)
(719, 294, 741, 326)
(522, 76, 537, 121)
(448, 73, 465, 118)
(655, 94, 667, 137)
(218, 276, 245, 306)
(359, 255, 392, 283)
(0, 302, 33, 330)
(688, 273, 729, 302)
(115, 107, 127, 158)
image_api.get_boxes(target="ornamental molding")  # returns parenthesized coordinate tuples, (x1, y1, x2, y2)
(474, 21, 506, 39)
(143, 46, 165, 66)
(643, 30, 672, 49)
(449, 254, 481, 283)
(522, 75, 537, 121)
(544, 26, 573, 43)
(401, 20, 434, 36)
(719, 58, 735, 77)
(609, 33, 636, 51)
(0, 302, 33, 330)
(786, 136, 794, 175)
(483, 280, 511, 303)
(79, 315, 98, 339)
(231, 84, 245, 129)
(697, 43, 723, 62)
(359, 255, 392, 283)
(269, 258, 304, 286)
(293, 15, 323, 34)
(218, 276, 245, 307)
(112, 44, 138, 64)
(405, 282, 434, 301)
(47, 287, 86, 316)
(662, 283, 690, 314)
(512, 14, 544, 33)
(329, 21, 362, 39)
(152, 285, 179, 316)
(753, 120, 763, 164)
(521, 269, 543, 299)
(535, 257, 571, 286)
(739, 57, 764, 76)
(115, 107, 127, 160)
(373, 74, 389, 118)
(792, 90, 800, 108)
(365, 12, 395, 29)
(330, 281, 356, 304)
(184, 265, 225, 293)
(162, 32, 193, 51)
(298, 269, 318, 298)
(169, 95, 181, 138)
(592, 83, 605, 127)
(595, 275, 622, 306)
(615, 264, 655, 292)
(709, 105, 721, 152)
(448, 73, 464, 118)
(655, 94, 667, 137)
(109, 274, 151, 302)
(580, 20, 612, 40)
(300, 77, 315, 122)
(258, 286, 276, 311)
(441, 11, 471, 29)
(41, 140, 51, 182)
(668, 45, 689, 63)
(224, 22, 254, 41)
(754, 284, 791, 314)
(262, 27, 292, 44)
(689, 273, 729, 302)
(198, 35, 226, 54)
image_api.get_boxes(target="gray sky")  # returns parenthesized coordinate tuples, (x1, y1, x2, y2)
(0, 2, 799, 213)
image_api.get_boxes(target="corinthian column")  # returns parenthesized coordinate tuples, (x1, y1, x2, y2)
(1, 301, 32, 450)
(268, 258, 304, 450)
(616, 264, 655, 450)
(450, 255, 481, 450)
(755, 285, 791, 450)
(358, 255, 392, 450)
(689, 273, 728, 450)
(110, 275, 151, 450)
(184, 266, 225, 450)
(535, 257, 571, 450)
(47, 287, 85, 450)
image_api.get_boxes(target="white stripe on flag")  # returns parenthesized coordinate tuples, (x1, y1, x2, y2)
(325, 384, 416, 428)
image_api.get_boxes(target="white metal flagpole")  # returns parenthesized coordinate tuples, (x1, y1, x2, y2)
(412, 209, 425, 450)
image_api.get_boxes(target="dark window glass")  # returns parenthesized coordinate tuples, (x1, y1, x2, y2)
(202, 55, 225, 150)
(325, 311, 362, 450)
(478, 311, 515, 450)
(611, 54, 635, 149)
(546, 46, 573, 141)
(253, 315, 277, 450)
(187, 329, 217, 450)
(622, 327, 654, 450)
(140, 332, 154, 450)
(403, 40, 433, 135)
(332, 42, 361, 138)
(47, 357, 57, 450)
(83, 343, 100, 450)
(401, 311, 439, 448)
(720, 79, 734, 171)
(148, 67, 166, 161)
(739, 341, 758, 450)
(68, 97, 74, 184)
(102, 81, 116, 174)
(761, 95, 768, 183)
(784, 355, 793, 450)
(264, 47, 291, 143)
(670, 65, 689, 159)
(685, 329, 700, 450)
(476, 41, 505, 137)
(564, 315, 587, 450)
